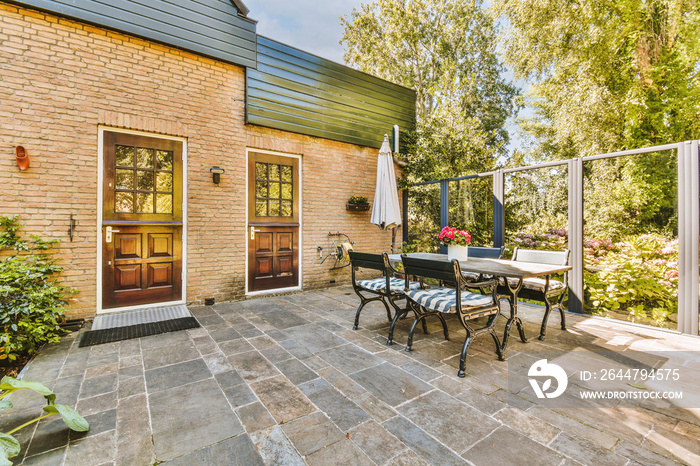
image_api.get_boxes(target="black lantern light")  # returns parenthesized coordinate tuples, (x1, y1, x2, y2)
(209, 166, 225, 184)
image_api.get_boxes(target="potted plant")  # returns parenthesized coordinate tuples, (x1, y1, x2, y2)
(438, 226, 471, 261)
(346, 195, 370, 211)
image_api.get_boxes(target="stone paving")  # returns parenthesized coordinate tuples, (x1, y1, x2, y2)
(3, 286, 700, 465)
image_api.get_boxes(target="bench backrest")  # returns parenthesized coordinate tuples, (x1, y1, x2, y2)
(469, 246, 504, 259)
(348, 251, 387, 272)
(401, 254, 459, 285)
(512, 247, 570, 266)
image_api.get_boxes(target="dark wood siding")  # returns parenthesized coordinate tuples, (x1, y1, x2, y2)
(247, 36, 416, 149)
(9, 0, 257, 68)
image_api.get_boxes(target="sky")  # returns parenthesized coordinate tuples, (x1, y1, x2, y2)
(244, 0, 364, 64)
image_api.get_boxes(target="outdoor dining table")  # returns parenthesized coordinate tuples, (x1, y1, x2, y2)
(387, 252, 572, 356)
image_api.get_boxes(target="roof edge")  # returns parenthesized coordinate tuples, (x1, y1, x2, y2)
(232, 0, 249, 16)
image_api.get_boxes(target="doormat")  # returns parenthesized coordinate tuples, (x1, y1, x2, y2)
(79, 305, 199, 347)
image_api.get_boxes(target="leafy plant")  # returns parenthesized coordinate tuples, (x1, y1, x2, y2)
(0, 376, 89, 465)
(0, 215, 77, 361)
(347, 195, 369, 205)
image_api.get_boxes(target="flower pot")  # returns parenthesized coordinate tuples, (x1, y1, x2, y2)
(447, 244, 469, 262)
(346, 203, 370, 211)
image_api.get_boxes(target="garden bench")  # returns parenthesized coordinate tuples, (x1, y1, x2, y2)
(499, 247, 570, 341)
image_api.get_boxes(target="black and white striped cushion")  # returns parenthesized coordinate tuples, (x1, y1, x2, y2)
(502, 277, 566, 292)
(405, 288, 492, 313)
(357, 277, 421, 294)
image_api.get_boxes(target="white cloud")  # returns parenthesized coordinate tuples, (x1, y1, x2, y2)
(245, 0, 365, 63)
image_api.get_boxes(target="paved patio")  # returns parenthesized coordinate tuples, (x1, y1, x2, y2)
(3, 287, 699, 465)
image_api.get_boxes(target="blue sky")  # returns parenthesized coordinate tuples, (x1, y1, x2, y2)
(244, 0, 364, 64)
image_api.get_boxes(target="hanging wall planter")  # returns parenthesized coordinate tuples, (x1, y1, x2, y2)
(346, 195, 370, 211)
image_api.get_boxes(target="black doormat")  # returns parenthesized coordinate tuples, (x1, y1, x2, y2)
(79, 317, 200, 347)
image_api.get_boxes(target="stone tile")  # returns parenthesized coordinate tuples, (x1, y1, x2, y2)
(463, 426, 564, 465)
(202, 351, 234, 374)
(84, 363, 119, 379)
(215, 370, 245, 389)
(250, 376, 316, 424)
(385, 448, 429, 465)
(149, 378, 243, 461)
(260, 345, 293, 364)
(259, 308, 310, 329)
(646, 425, 700, 462)
(141, 341, 200, 370)
(350, 363, 434, 407)
(139, 330, 190, 349)
(229, 350, 281, 382)
(316, 344, 383, 375)
(550, 432, 628, 466)
(383, 416, 465, 465)
(281, 412, 345, 455)
(614, 440, 679, 466)
(192, 336, 218, 355)
(80, 373, 118, 399)
(336, 329, 392, 354)
(208, 326, 243, 343)
(529, 407, 619, 450)
(305, 438, 374, 466)
(223, 384, 258, 408)
(248, 335, 278, 351)
(430, 375, 469, 396)
(317, 366, 366, 398)
(166, 434, 264, 466)
(400, 360, 443, 382)
(22, 447, 67, 465)
(299, 355, 329, 371)
(77, 390, 118, 416)
(237, 402, 276, 433)
(64, 430, 116, 466)
(196, 314, 227, 327)
(283, 323, 347, 353)
(453, 391, 503, 418)
(52, 374, 83, 407)
(397, 390, 500, 453)
(349, 420, 406, 464)
(315, 320, 346, 333)
(118, 364, 143, 380)
(219, 338, 255, 356)
(265, 329, 289, 341)
(353, 392, 397, 423)
(274, 358, 318, 385)
(494, 407, 562, 445)
(118, 339, 141, 357)
(116, 394, 154, 466)
(278, 339, 314, 359)
(250, 426, 305, 466)
(118, 355, 142, 369)
(71, 408, 116, 440)
(298, 380, 369, 431)
(25, 416, 71, 458)
(145, 358, 212, 393)
(118, 376, 145, 399)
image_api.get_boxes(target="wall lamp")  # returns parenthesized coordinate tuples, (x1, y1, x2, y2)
(209, 166, 225, 184)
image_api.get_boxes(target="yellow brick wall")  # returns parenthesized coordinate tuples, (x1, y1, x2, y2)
(0, 2, 400, 319)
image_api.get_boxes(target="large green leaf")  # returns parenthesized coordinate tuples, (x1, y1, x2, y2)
(43, 405, 89, 432)
(0, 433, 20, 461)
(0, 377, 55, 404)
(0, 400, 11, 411)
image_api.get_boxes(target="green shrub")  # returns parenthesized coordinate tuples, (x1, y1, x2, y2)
(0, 216, 77, 361)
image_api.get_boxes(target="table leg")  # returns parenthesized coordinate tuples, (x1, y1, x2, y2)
(501, 278, 528, 355)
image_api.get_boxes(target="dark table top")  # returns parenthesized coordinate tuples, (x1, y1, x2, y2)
(387, 253, 571, 279)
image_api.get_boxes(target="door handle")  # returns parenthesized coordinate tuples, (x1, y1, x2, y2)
(105, 226, 120, 243)
(250, 226, 261, 240)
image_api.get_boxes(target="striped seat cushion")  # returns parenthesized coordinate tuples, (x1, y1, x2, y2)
(502, 277, 566, 293)
(357, 277, 421, 294)
(405, 288, 493, 314)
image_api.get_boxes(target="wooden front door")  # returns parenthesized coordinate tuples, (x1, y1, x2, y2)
(102, 131, 183, 309)
(248, 153, 299, 292)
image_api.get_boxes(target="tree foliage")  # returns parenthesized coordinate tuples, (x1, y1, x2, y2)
(341, 0, 518, 182)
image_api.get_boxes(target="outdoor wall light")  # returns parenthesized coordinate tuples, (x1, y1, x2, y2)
(15, 146, 29, 171)
(209, 166, 225, 184)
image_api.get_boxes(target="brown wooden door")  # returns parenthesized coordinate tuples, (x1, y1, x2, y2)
(102, 131, 183, 309)
(248, 153, 299, 292)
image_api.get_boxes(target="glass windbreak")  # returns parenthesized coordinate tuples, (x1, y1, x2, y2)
(583, 152, 678, 330)
(448, 177, 493, 246)
(504, 165, 569, 258)
(405, 183, 441, 253)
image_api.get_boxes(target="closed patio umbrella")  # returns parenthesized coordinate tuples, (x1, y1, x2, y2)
(370, 134, 402, 252)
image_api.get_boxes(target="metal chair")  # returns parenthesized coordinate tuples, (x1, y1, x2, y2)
(400, 254, 503, 378)
(499, 248, 570, 341)
(348, 251, 421, 331)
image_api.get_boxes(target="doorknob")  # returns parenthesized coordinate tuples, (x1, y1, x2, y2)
(105, 226, 120, 243)
(250, 226, 261, 240)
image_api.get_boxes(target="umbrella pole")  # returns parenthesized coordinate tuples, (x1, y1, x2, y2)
(391, 227, 397, 254)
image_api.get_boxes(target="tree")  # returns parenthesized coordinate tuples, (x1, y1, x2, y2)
(341, 0, 518, 182)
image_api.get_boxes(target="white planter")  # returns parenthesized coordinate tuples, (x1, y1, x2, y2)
(447, 244, 469, 262)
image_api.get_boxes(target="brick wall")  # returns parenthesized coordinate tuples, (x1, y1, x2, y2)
(0, 2, 401, 319)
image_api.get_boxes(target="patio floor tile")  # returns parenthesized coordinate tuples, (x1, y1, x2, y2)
(6, 287, 700, 465)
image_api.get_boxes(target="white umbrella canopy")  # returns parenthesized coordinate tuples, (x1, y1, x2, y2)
(370, 134, 402, 232)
